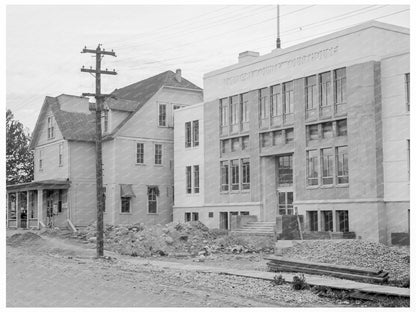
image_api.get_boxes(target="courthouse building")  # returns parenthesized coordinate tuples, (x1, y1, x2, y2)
(173, 21, 410, 244)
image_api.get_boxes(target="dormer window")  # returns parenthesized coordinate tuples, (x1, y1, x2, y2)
(47, 116, 54, 139)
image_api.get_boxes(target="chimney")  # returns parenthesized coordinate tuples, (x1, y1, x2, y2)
(175, 69, 182, 82)
(238, 51, 260, 63)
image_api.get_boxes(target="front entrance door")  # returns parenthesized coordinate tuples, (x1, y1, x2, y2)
(219, 212, 228, 230)
(277, 191, 294, 216)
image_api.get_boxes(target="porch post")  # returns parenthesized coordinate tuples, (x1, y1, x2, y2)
(37, 189, 43, 228)
(15, 192, 19, 228)
(26, 191, 30, 229)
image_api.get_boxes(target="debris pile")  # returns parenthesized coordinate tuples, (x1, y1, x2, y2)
(76, 221, 274, 258)
(284, 240, 409, 286)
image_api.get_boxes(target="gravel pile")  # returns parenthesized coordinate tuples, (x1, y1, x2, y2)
(76, 221, 274, 258)
(284, 240, 409, 285)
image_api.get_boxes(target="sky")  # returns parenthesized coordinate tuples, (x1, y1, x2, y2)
(6, 4, 410, 132)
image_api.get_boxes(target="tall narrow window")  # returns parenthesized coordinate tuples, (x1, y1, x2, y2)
(334, 68, 346, 105)
(230, 95, 239, 125)
(194, 165, 200, 193)
(136, 143, 144, 164)
(242, 136, 249, 150)
(155, 144, 162, 165)
(159, 103, 167, 126)
(231, 159, 240, 190)
(121, 198, 130, 213)
(58, 143, 63, 166)
(322, 210, 333, 232)
(147, 186, 158, 214)
(319, 72, 331, 107)
(220, 98, 229, 126)
(47, 116, 54, 139)
(185, 122, 191, 148)
(337, 210, 349, 232)
(186, 166, 192, 194)
(305, 75, 316, 110)
(336, 146, 349, 184)
(405, 73, 410, 111)
(231, 137, 240, 152)
(321, 148, 334, 185)
(322, 122, 333, 139)
(277, 155, 293, 186)
(307, 124, 319, 141)
(307, 150, 319, 186)
(259, 88, 268, 119)
(192, 120, 199, 147)
(271, 84, 282, 116)
(220, 161, 229, 191)
(336, 119, 347, 136)
(283, 81, 294, 114)
(308, 211, 318, 231)
(285, 128, 294, 143)
(241, 93, 249, 122)
(241, 158, 250, 190)
(39, 149, 43, 170)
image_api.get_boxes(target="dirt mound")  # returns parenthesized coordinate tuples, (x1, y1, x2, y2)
(284, 240, 409, 286)
(7, 232, 43, 247)
(76, 221, 274, 258)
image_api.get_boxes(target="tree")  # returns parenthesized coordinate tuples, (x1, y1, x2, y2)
(6, 109, 34, 185)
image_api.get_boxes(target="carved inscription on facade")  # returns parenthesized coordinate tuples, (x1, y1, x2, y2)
(224, 46, 339, 85)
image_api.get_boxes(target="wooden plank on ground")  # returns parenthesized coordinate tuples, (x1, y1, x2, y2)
(264, 255, 383, 276)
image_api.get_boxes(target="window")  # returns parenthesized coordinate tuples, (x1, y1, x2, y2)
(58, 190, 62, 213)
(283, 81, 294, 114)
(58, 143, 63, 166)
(285, 129, 294, 143)
(405, 73, 410, 111)
(192, 212, 199, 221)
(147, 186, 158, 214)
(273, 130, 283, 145)
(322, 210, 333, 232)
(305, 75, 316, 110)
(408, 139, 410, 180)
(186, 166, 192, 194)
(185, 122, 192, 148)
(103, 110, 109, 132)
(336, 146, 349, 184)
(240, 211, 250, 216)
(307, 124, 319, 141)
(322, 122, 333, 139)
(259, 88, 268, 119)
(337, 210, 349, 232)
(271, 84, 282, 116)
(336, 119, 347, 136)
(321, 148, 334, 185)
(278, 191, 293, 215)
(208, 212, 214, 218)
(241, 93, 249, 122)
(277, 155, 293, 186)
(221, 139, 230, 154)
(194, 165, 200, 193)
(47, 116, 54, 139)
(159, 103, 167, 126)
(136, 143, 144, 164)
(192, 120, 199, 147)
(308, 211, 318, 231)
(185, 212, 199, 221)
(231, 137, 240, 152)
(241, 158, 250, 190)
(230, 95, 239, 125)
(121, 198, 130, 213)
(334, 68, 346, 105)
(307, 150, 319, 186)
(39, 149, 43, 170)
(220, 98, 229, 126)
(154, 144, 162, 165)
(242, 136, 249, 150)
(231, 159, 239, 190)
(185, 212, 191, 222)
(261, 132, 271, 147)
(220, 161, 229, 191)
(319, 71, 331, 107)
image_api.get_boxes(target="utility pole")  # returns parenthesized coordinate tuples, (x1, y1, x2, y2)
(81, 44, 117, 257)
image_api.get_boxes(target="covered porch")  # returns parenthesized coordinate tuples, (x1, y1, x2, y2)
(6, 179, 71, 229)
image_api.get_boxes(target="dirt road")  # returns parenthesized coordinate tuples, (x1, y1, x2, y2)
(6, 231, 340, 307)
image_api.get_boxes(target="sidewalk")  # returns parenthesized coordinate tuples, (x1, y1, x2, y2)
(119, 256, 410, 298)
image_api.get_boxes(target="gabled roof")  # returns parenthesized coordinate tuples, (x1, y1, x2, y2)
(103, 70, 202, 139)
(30, 96, 95, 149)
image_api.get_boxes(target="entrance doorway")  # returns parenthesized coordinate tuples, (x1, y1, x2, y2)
(219, 212, 228, 230)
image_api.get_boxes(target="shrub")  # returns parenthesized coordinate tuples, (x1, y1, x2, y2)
(292, 274, 309, 290)
(273, 274, 285, 285)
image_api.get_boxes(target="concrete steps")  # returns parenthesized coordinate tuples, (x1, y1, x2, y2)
(232, 221, 275, 236)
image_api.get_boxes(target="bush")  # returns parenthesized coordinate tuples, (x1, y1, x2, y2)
(273, 274, 285, 285)
(292, 274, 309, 290)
